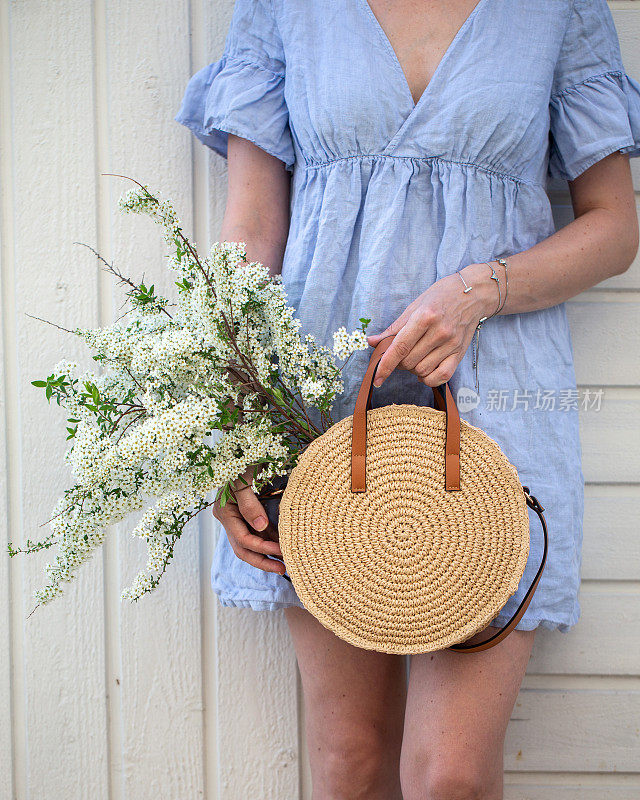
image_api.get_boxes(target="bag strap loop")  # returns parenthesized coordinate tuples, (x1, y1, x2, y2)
(351, 335, 461, 492)
(448, 488, 549, 652)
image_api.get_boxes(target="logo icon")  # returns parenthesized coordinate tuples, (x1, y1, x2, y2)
(457, 386, 480, 412)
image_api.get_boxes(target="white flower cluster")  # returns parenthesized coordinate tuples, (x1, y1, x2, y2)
(17, 184, 371, 610)
(333, 326, 369, 361)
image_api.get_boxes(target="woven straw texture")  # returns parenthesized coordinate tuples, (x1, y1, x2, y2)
(278, 404, 530, 654)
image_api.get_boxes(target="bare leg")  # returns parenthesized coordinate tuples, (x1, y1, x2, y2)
(284, 606, 407, 800)
(400, 624, 537, 800)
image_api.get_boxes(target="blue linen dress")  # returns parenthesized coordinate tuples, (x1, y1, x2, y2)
(175, 0, 640, 632)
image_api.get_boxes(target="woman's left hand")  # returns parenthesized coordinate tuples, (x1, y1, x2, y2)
(366, 262, 500, 388)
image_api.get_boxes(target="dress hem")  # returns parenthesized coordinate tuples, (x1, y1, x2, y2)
(212, 592, 581, 633)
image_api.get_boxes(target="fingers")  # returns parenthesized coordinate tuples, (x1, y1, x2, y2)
(413, 350, 460, 387)
(368, 323, 463, 388)
(213, 486, 286, 575)
(226, 511, 286, 575)
(367, 314, 407, 344)
(235, 483, 270, 531)
(372, 315, 426, 387)
(367, 295, 470, 388)
(235, 484, 282, 547)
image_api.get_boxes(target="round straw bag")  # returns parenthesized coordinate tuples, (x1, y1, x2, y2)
(275, 335, 549, 654)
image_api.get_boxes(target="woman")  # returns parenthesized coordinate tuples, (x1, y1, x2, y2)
(175, 1, 640, 797)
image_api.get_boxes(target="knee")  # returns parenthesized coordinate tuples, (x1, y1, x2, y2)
(401, 756, 496, 800)
(425, 769, 488, 800)
(314, 728, 394, 799)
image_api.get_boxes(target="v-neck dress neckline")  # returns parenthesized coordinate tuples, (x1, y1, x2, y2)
(358, 0, 491, 116)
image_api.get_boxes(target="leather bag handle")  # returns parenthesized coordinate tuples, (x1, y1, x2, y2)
(351, 335, 460, 492)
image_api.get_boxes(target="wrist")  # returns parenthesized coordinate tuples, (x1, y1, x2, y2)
(458, 262, 502, 321)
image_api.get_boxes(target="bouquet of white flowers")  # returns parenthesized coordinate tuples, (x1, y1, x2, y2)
(8, 178, 370, 613)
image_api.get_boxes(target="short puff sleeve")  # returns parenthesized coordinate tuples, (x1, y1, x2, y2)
(174, 0, 295, 173)
(547, 0, 640, 182)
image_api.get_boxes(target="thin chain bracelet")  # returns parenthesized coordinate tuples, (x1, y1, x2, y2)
(456, 261, 502, 395)
(494, 256, 509, 313)
(475, 257, 509, 393)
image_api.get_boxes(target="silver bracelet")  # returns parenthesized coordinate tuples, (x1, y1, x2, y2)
(457, 263, 502, 395)
(456, 263, 502, 319)
(494, 256, 509, 313)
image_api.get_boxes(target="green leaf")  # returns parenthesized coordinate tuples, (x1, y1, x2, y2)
(32, 380, 47, 387)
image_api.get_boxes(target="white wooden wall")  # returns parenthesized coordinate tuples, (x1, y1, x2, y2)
(1, 1, 639, 798)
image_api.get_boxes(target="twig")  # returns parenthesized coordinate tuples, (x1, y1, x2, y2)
(25, 313, 75, 335)
(74, 241, 174, 319)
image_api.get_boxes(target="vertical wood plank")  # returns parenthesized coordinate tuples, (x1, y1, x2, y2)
(104, 0, 206, 796)
(185, 1, 221, 796)
(215, 607, 301, 798)
(0, 3, 17, 795)
(7, 0, 109, 796)
(0, 3, 17, 797)
(194, 0, 304, 796)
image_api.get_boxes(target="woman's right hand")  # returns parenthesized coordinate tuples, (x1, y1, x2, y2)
(212, 465, 286, 575)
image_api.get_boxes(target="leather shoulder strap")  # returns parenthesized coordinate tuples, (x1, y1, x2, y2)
(448, 489, 548, 652)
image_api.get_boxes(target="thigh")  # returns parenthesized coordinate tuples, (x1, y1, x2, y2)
(401, 624, 536, 793)
(284, 606, 407, 786)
